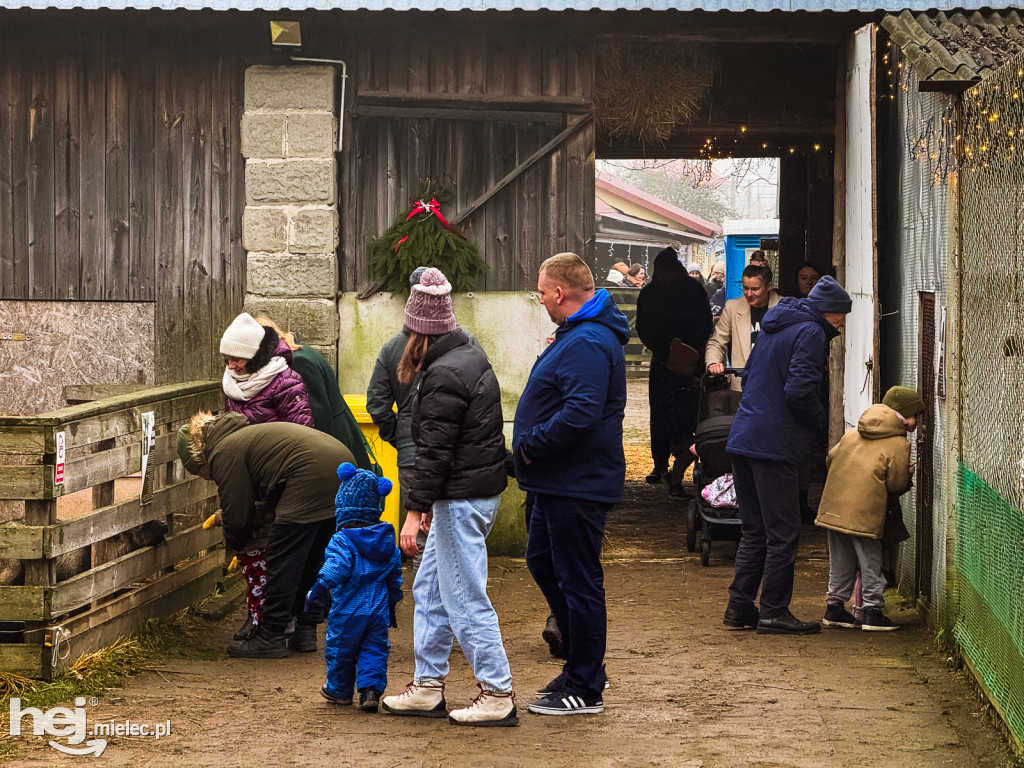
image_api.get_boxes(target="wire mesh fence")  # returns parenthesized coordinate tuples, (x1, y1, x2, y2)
(956, 56, 1024, 747)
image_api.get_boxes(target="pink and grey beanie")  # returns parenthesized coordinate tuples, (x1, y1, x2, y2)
(404, 267, 457, 335)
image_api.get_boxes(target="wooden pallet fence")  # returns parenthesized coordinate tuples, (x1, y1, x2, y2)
(0, 381, 225, 679)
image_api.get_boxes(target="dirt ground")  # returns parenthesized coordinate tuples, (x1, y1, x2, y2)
(5, 380, 1016, 767)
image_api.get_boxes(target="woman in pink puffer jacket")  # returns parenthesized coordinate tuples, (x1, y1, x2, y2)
(219, 312, 315, 643)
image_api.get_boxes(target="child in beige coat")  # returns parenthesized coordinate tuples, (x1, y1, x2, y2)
(815, 386, 925, 631)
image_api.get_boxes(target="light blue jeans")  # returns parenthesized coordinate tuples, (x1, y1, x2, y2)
(412, 495, 513, 692)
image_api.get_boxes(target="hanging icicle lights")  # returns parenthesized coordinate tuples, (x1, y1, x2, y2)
(885, 39, 958, 185)
(959, 59, 1024, 175)
(695, 131, 827, 166)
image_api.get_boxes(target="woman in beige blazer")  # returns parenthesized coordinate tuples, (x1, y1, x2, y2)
(705, 264, 781, 390)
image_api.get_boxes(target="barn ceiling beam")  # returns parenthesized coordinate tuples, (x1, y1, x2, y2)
(599, 120, 834, 159)
(354, 91, 592, 113)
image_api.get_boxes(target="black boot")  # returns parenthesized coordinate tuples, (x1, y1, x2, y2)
(227, 626, 289, 658)
(233, 613, 255, 641)
(289, 625, 318, 653)
(359, 687, 381, 713)
(542, 614, 565, 659)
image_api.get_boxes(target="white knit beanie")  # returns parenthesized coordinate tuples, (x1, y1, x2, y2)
(220, 313, 265, 359)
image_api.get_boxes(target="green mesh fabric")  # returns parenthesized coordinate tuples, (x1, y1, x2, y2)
(954, 463, 1024, 743)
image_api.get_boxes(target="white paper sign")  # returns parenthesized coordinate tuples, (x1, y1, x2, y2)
(54, 432, 65, 485)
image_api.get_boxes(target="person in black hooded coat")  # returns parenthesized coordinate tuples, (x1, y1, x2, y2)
(635, 247, 714, 494)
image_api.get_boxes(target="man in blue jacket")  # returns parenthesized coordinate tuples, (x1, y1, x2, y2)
(514, 252, 630, 716)
(723, 276, 852, 635)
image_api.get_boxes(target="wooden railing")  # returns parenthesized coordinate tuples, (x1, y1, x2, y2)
(0, 382, 224, 679)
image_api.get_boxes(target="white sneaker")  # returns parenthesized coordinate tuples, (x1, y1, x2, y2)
(381, 679, 447, 718)
(448, 684, 518, 727)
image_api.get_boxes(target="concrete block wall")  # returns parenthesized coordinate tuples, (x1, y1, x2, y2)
(338, 291, 559, 555)
(241, 65, 339, 349)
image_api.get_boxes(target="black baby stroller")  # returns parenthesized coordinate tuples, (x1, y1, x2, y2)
(686, 369, 742, 566)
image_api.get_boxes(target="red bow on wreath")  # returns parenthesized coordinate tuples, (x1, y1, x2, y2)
(394, 198, 457, 252)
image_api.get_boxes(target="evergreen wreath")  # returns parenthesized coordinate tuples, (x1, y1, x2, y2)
(369, 195, 487, 296)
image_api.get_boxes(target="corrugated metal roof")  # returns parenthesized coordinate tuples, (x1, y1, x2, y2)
(0, 0, 1011, 12)
(882, 9, 1024, 86)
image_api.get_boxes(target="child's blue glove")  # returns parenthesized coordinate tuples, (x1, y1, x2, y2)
(305, 581, 330, 615)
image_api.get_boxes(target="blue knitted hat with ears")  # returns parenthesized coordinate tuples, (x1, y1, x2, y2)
(334, 462, 393, 528)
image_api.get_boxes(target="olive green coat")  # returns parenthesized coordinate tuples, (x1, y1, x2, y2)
(815, 404, 913, 540)
(203, 412, 355, 551)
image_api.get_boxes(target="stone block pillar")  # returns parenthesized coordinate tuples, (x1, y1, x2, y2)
(241, 65, 339, 365)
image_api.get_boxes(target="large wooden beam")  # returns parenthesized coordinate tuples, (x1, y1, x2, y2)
(600, 121, 835, 160)
(355, 90, 591, 113)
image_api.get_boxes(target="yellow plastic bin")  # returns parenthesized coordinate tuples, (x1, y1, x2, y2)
(343, 395, 400, 538)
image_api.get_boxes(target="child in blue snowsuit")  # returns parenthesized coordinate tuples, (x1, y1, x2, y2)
(305, 462, 403, 712)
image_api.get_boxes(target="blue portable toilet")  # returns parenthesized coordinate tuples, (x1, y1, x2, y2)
(722, 219, 779, 300)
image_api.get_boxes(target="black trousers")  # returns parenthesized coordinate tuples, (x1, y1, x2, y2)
(727, 454, 802, 619)
(526, 493, 610, 699)
(648, 359, 699, 474)
(261, 517, 335, 635)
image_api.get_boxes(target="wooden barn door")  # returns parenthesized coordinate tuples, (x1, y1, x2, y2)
(842, 23, 880, 431)
(340, 23, 595, 292)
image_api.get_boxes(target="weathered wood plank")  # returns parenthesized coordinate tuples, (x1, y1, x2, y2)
(57, 392, 219, 453)
(0, 587, 48, 621)
(349, 105, 564, 124)
(355, 91, 590, 112)
(10, 41, 30, 299)
(183, 42, 211, 382)
(210, 46, 229, 382)
(51, 523, 223, 615)
(105, 48, 131, 301)
(50, 475, 216, 557)
(0, 24, 15, 295)
(0, 466, 48, 501)
(387, 31, 410, 93)
(0, 643, 45, 678)
(154, 39, 185, 384)
(0, 427, 47, 455)
(79, 37, 106, 300)
(62, 384, 149, 404)
(0, 522, 44, 559)
(28, 32, 56, 301)
(53, 29, 82, 301)
(129, 28, 156, 303)
(0, 381, 219, 428)
(429, 33, 456, 94)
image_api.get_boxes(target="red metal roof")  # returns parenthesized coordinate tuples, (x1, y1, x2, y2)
(595, 171, 722, 237)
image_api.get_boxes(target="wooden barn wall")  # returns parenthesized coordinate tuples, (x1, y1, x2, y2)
(332, 19, 595, 292)
(0, 11, 255, 383)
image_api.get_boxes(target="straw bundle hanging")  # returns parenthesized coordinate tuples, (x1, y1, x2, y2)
(595, 43, 717, 146)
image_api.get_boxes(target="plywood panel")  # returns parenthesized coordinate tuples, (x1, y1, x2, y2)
(54, 31, 82, 301)
(0, 301, 155, 417)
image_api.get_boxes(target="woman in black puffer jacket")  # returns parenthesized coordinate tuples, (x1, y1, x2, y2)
(380, 268, 517, 727)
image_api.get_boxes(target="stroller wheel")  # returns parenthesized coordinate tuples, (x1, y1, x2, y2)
(700, 537, 711, 567)
(686, 500, 698, 553)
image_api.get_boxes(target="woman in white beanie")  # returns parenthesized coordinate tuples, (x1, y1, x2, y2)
(380, 267, 517, 727)
(218, 312, 315, 649)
